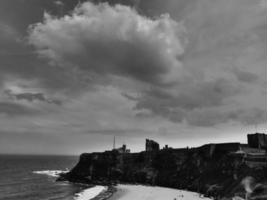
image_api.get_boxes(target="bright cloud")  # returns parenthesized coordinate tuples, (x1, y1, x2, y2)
(27, 1, 267, 127)
(28, 2, 186, 85)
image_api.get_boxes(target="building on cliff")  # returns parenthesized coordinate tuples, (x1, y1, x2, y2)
(61, 133, 267, 199)
(145, 139, 159, 152)
(114, 144, 130, 154)
(241, 133, 267, 167)
(244, 152, 267, 167)
(163, 144, 171, 150)
(199, 143, 241, 157)
(247, 133, 267, 149)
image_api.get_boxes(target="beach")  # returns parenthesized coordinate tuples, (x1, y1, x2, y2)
(74, 186, 108, 200)
(108, 184, 212, 200)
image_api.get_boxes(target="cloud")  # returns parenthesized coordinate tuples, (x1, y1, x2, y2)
(4, 89, 62, 105)
(0, 102, 39, 116)
(186, 107, 267, 127)
(54, 0, 64, 6)
(122, 77, 243, 125)
(28, 2, 186, 85)
(0, 22, 19, 39)
(86, 128, 145, 136)
(140, 78, 240, 110)
(232, 67, 258, 83)
(26, 1, 267, 127)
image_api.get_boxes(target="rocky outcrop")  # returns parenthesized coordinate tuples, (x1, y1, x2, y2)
(59, 145, 267, 199)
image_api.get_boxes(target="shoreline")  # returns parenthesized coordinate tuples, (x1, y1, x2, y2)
(102, 184, 212, 200)
(75, 183, 267, 200)
(81, 184, 213, 200)
(71, 184, 117, 200)
(93, 185, 116, 200)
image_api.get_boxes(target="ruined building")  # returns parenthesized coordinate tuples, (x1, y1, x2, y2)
(117, 144, 130, 153)
(145, 139, 159, 152)
(247, 133, 267, 149)
(114, 144, 130, 154)
(112, 136, 130, 153)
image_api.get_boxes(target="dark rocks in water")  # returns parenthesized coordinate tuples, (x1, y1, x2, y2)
(58, 144, 267, 199)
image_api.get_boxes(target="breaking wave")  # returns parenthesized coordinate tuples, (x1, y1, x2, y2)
(33, 170, 107, 200)
(33, 170, 68, 177)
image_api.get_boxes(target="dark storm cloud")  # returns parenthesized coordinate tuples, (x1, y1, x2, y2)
(0, 46, 94, 94)
(124, 78, 242, 126)
(143, 78, 240, 110)
(0, 23, 81, 93)
(0, 0, 101, 95)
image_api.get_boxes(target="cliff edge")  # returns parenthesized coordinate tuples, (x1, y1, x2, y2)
(59, 138, 267, 199)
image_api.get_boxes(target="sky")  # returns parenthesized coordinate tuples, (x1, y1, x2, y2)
(1, 0, 267, 155)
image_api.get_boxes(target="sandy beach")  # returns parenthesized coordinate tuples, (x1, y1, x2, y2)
(108, 184, 212, 200)
(74, 186, 107, 200)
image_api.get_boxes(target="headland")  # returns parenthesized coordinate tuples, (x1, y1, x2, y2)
(59, 133, 267, 200)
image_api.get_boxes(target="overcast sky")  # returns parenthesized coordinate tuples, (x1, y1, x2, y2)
(1, 0, 267, 155)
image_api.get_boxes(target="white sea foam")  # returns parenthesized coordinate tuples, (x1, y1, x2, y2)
(74, 186, 107, 200)
(33, 170, 68, 177)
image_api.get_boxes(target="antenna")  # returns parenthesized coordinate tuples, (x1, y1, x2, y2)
(113, 136, 116, 150)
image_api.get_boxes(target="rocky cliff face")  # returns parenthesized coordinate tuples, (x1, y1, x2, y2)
(59, 145, 267, 199)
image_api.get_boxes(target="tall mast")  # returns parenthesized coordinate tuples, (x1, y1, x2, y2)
(113, 136, 116, 150)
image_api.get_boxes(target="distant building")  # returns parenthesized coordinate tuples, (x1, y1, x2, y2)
(163, 145, 169, 149)
(247, 133, 267, 149)
(146, 139, 159, 152)
(115, 144, 130, 154)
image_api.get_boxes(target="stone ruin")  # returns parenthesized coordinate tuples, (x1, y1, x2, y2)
(145, 139, 160, 152)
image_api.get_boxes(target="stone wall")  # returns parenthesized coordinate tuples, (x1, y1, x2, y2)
(247, 133, 267, 149)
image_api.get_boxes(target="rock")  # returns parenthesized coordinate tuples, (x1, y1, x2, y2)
(58, 146, 267, 199)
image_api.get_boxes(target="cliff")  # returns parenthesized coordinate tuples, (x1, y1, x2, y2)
(59, 143, 267, 199)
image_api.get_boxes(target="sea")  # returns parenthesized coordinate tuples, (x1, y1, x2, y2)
(0, 154, 99, 200)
